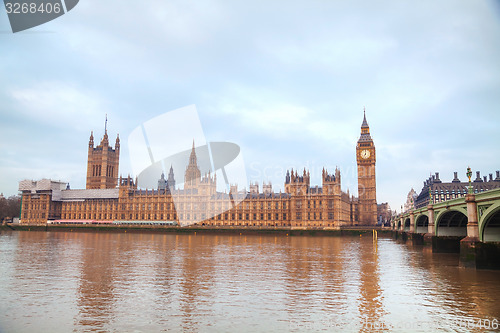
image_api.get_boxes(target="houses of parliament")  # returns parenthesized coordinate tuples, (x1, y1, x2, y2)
(19, 113, 378, 228)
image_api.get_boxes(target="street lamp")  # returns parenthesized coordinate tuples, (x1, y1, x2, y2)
(466, 166, 473, 194)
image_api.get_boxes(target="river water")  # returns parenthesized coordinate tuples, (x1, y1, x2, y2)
(0, 230, 499, 332)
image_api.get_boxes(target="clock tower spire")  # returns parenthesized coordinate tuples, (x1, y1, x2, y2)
(356, 109, 377, 225)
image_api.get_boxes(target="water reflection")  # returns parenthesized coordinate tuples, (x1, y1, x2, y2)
(0, 230, 499, 332)
(75, 232, 117, 331)
(358, 236, 385, 332)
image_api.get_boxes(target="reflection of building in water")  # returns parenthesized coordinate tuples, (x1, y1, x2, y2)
(75, 233, 116, 330)
(358, 238, 385, 331)
(177, 234, 216, 331)
(19, 113, 380, 227)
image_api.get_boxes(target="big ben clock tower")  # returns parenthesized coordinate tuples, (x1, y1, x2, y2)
(356, 109, 377, 225)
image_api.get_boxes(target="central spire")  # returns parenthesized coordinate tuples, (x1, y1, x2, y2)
(185, 139, 201, 188)
(358, 109, 372, 142)
(189, 140, 197, 166)
(361, 107, 369, 128)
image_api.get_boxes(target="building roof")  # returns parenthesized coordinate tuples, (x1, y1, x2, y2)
(361, 110, 369, 128)
(57, 189, 120, 201)
(19, 179, 67, 193)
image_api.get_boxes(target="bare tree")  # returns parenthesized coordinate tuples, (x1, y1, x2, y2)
(0, 195, 21, 222)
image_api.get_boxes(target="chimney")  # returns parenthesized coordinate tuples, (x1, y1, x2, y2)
(474, 171, 482, 182)
(496, 171, 500, 181)
(434, 172, 441, 183)
(452, 171, 460, 183)
(483, 176, 487, 182)
(489, 173, 493, 182)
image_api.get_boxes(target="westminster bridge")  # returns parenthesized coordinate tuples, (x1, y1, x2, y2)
(391, 187, 500, 269)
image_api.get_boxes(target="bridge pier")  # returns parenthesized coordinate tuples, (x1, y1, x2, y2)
(460, 194, 481, 268)
(459, 193, 500, 269)
(392, 229, 406, 242)
(423, 204, 435, 247)
(407, 232, 424, 245)
(409, 210, 415, 233)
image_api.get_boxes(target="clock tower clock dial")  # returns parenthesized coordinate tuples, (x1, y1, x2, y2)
(356, 109, 377, 225)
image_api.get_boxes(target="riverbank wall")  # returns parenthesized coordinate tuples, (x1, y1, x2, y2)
(1, 223, 392, 237)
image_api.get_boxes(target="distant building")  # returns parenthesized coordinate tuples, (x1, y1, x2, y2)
(404, 188, 417, 212)
(19, 112, 378, 227)
(377, 202, 391, 226)
(157, 166, 175, 193)
(414, 171, 500, 209)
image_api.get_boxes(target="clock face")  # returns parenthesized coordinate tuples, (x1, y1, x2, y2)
(361, 149, 370, 159)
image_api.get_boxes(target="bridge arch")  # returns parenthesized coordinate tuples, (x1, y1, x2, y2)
(435, 209, 468, 237)
(397, 219, 401, 230)
(480, 202, 500, 242)
(415, 214, 428, 234)
(403, 217, 411, 231)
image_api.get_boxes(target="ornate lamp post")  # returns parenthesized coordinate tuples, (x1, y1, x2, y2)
(466, 166, 473, 194)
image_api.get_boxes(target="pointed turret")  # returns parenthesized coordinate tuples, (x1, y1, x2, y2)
(185, 140, 201, 188)
(115, 133, 120, 150)
(189, 140, 197, 167)
(89, 131, 94, 148)
(358, 107, 372, 141)
(158, 172, 167, 191)
(361, 107, 369, 128)
(167, 165, 176, 190)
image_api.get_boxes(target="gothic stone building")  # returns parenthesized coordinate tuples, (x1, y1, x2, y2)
(414, 171, 500, 209)
(19, 114, 378, 228)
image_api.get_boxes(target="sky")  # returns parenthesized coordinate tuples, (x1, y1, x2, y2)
(1, 0, 499, 212)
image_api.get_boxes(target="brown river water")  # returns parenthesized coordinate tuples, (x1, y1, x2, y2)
(0, 230, 499, 332)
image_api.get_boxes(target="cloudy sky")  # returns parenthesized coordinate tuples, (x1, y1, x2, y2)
(1, 0, 499, 212)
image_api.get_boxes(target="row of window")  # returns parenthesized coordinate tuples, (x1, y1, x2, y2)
(296, 212, 332, 220)
(201, 221, 335, 227)
(62, 213, 180, 220)
(23, 212, 46, 219)
(24, 203, 47, 210)
(56, 198, 341, 213)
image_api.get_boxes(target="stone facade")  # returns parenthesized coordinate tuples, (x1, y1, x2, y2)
(86, 125, 120, 189)
(356, 110, 377, 225)
(19, 113, 378, 228)
(414, 171, 500, 209)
